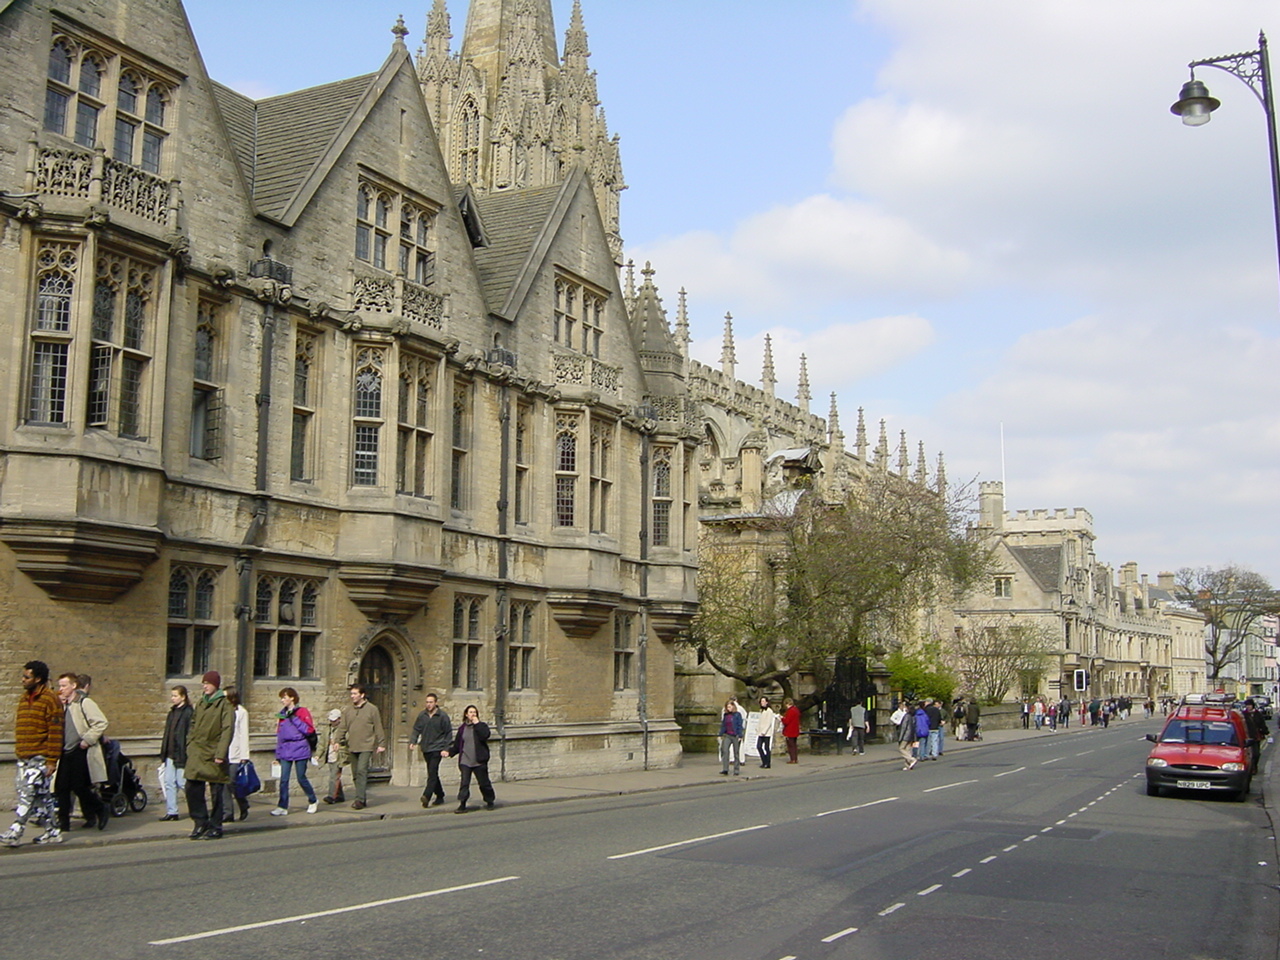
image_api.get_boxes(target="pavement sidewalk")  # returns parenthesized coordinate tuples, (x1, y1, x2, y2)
(6, 719, 1150, 849)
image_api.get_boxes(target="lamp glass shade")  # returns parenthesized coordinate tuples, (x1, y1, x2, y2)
(1171, 79, 1220, 125)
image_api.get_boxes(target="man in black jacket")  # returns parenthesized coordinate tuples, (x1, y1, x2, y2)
(410, 694, 452, 808)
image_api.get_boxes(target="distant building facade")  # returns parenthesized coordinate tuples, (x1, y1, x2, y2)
(957, 482, 1190, 702)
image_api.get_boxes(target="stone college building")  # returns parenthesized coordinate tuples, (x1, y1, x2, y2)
(0, 0, 931, 789)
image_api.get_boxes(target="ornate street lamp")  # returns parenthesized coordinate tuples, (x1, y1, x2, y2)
(1172, 32, 1280, 299)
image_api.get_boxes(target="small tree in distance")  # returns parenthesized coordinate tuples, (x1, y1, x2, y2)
(1173, 565, 1275, 681)
(952, 615, 1054, 705)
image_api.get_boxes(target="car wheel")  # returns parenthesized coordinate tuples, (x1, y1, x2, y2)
(1146, 783, 1162, 797)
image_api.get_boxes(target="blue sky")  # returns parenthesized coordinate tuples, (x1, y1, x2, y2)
(183, 1, 1280, 582)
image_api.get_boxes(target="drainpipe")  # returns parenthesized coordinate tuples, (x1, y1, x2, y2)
(236, 254, 290, 696)
(495, 381, 511, 779)
(636, 405, 655, 771)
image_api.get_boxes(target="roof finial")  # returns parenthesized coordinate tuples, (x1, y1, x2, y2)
(915, 441, 928, 484)
(875, 419, 889, 470)
(856, 406, 868, 461)
(935, 452, 948, 494)
(828, 393, 843, 445)
(761, 334, 776, 396)
(721, 312, 736, 379)
(797, 354, 811, 413)
(897, 430, 910, 474)
(392, 14, 410, 48)
(624, 259, 636, 301)
(674, 288, 690, 356)
(564, 0, 591, 71)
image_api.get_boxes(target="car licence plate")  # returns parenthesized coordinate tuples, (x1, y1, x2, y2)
(1176, 780, 1212, 789)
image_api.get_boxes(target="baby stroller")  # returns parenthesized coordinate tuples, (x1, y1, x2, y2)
(98, 739, 148, 817)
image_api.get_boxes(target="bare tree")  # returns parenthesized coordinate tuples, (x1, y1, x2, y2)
(952, 615, 1054, 705)
(1173, 565, 1275, 681)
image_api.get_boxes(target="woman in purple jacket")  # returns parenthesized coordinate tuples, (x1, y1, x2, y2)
(271, 687, 318, 816)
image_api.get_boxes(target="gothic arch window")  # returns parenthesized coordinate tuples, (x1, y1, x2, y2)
(352, 346, 385, 486)
(27, 241, 77, 425)
(167, 565, 218, 677)
(555, 413, 579, 527)
(396, 354, 434, 498)
(45, 33, 173, 172)
(253, 574, 323, 679)
(652, 446, 673, 546)
(456, 98, 481, 184)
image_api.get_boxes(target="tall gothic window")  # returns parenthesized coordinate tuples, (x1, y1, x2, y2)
(651, 446, 672, 546)
(397, 354, 434, 497)
(253, 575, 322, 679)
(190, 299, 223, 460)
(457, 99, 481, 183)
(167, 566, 217, 677)
(450, 380, 470, 510)
(555, 413, 579, 527)
(400, 202, 436, 286)
(292, 331, 318, 482)
(88, 250, 155, 438)
(27, 241, 78, 425)
(613, 612, 635, 691)
(513, 402, 531, 524)
(589, 420, 612, 534)
(508, 601, 536, 691)
(352, 346, 385, 486)
(452, 595, 484, 690)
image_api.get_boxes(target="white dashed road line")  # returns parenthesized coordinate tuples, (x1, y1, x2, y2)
(918, 884, 942, 896)
(821, 927, 859, 943)
(953, 868, 972, 877)
(149, 876, 521, 945)
(814, 796, 899, 818)
(879, 903, 906, 916)
(607, 824, 770, 860)
(994, 766, 1027, 777)
(923, 779, 979, 793)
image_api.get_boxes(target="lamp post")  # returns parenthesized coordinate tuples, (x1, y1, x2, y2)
(1171, 32, 1280, 298)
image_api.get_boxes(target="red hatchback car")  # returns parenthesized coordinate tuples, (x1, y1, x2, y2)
(1144, 703, 1255, 801)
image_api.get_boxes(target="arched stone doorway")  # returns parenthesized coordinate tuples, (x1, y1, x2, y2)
(358, 643, 397, 781)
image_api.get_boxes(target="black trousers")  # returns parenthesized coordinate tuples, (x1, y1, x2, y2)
(457, 763, 495, 807)
(185, 778, 225, 830)
(421, 751, 446, 802)
(54, 748, 102, 828)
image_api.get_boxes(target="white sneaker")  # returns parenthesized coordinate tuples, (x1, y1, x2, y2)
(306, 802, 318, 814)
(33, 830, 63, 844)
(270, 807, 288, 817)
(0, 827, 22, 848)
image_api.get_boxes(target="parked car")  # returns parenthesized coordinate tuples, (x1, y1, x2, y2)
(1144, 703, 1255, 801)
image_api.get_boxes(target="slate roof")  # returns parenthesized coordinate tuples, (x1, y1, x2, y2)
(211, 73, 377, 221)
(472, 183, 565, 316)
(1008, 544, 1063, 594)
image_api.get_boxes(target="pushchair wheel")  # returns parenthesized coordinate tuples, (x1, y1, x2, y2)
(129, 789, 148, 813)
(110, 793, 128, 817)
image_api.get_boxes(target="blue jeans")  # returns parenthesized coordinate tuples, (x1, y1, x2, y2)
(278, 759, 317, 808)
(928, 728, 943, 758)
(159, 758, 186, 816)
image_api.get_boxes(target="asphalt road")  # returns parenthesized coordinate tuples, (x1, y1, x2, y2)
(3, 719, 1276, 960)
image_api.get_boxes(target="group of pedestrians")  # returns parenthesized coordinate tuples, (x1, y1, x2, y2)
(2, 662, 504, 849)
(718, 697, 802, 776)
(891, 699, 950, 770)
(1019, 696, 1075, 732)
(1, 661, 109, 846)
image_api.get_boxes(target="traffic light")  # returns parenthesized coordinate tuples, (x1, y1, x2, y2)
(1073, 669, 1089, 692)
